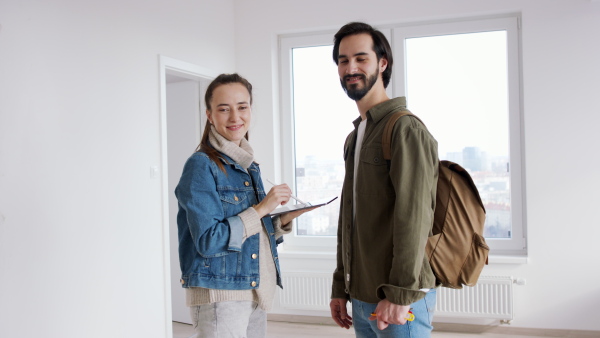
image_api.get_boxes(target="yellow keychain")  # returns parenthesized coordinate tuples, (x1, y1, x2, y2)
(370, 310, 415, 322)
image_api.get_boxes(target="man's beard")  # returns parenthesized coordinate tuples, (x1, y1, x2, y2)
(340, 71, 379, 101)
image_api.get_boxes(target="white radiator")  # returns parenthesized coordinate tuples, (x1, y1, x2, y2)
(279, 273, 514, 321)
(280, 272, 333, 311)
(436, 276, 514, 321)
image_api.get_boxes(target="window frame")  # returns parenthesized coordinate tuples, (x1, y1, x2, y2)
(278, 15, 526, 256)
(279, 32, 340, 251)
(392, 16, 526, 255)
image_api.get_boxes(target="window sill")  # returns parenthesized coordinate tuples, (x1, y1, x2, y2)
(278, 248, 336, 260)
(279, 249, 528, 265)
(488, 254, 528, 264)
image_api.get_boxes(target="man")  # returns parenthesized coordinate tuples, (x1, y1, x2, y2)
(329, 22, 439, 338)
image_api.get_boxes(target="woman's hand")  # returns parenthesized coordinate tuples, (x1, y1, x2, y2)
(253, 184, 292, 218)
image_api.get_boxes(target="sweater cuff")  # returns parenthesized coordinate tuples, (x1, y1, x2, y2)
(273, 216, 293, 239)
(239, 207, 263, 240)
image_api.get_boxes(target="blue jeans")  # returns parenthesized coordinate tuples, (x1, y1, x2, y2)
(351, 289, 436, 338)
(189, 301, 266, 338)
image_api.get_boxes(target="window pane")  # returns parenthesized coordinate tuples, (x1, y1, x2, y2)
(405, 31, 511, 239)
(291, 45, 354, 236)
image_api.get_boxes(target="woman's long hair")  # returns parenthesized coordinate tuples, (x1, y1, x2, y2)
(196, 73, 253, 173)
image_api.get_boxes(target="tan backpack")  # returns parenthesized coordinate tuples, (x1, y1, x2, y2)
(383, 110, 489, 289)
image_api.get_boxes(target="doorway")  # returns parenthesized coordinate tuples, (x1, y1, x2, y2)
(159, 56, 217, 335)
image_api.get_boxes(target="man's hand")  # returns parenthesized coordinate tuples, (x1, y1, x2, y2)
(330, 298, 353, 329)
(369, 298, 411, 330)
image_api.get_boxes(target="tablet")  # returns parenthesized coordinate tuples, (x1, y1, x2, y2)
(269, 196, 338, 216)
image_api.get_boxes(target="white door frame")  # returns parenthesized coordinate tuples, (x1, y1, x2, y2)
(158, 55, 219, 337)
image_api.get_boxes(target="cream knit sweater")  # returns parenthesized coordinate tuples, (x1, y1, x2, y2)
(185, 127, 292, 311)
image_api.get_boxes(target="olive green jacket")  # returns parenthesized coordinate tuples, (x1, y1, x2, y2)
(331, 97, 439, 306)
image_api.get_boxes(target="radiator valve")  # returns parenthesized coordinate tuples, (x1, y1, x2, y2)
(513, 277, 526, 286)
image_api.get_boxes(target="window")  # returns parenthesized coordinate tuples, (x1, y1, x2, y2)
(289, 44, 350, 237)
(279, 33, 355, 250)
(279, 16, 525, 255)
(393, 17, 525, 255)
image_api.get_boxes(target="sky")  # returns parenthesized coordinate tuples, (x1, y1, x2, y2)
(292, 30, 510, 166)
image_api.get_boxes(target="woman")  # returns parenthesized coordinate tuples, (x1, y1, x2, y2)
(175, 73, 311, 338)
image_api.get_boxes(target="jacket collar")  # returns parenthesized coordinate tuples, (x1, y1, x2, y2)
(352, 96, 407, 128)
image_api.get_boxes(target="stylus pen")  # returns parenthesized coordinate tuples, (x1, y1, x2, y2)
(265, 179, 307, 205)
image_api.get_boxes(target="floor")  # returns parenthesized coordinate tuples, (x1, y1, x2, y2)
(172, 321, 598, 338)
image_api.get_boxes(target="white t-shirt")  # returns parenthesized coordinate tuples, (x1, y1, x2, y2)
(353, 119, 367, 220)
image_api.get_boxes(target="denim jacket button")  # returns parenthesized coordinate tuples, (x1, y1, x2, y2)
(251, 281, 257, 287)
(180, 279, 185, 285)
(244, 181, 250, 186)
(251, 253, 258, 259)
(234, 196, 239, 201)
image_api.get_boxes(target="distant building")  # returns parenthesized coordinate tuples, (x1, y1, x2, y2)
(445, 151, 463, 164)
(462, 146, 489, 171)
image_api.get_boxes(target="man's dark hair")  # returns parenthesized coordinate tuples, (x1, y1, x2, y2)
(332, 22, 393, 88)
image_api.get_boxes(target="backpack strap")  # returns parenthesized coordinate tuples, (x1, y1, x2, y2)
(382, 110, 414, 160)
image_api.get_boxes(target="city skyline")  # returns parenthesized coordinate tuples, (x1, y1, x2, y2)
(295, 146, 511, 239)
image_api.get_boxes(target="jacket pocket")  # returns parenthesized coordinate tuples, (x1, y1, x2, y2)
(201, 257, 224, 276)
(204, 233, 259, 278)
(218, 188, 249, 215)
(360, 146, 387, 167)
(357, 146, 393, 196)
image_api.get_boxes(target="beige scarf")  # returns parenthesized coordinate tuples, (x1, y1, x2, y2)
(208, 126, 254, 169)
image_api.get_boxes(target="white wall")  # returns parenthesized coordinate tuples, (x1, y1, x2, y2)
(234, 0, 600, 332)
(0, 1, 235, 337)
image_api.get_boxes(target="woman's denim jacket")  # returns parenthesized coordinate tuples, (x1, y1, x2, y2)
(175, 151, 282, 290)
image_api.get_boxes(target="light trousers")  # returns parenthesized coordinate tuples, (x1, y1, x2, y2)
(189, 301, 266, 338)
